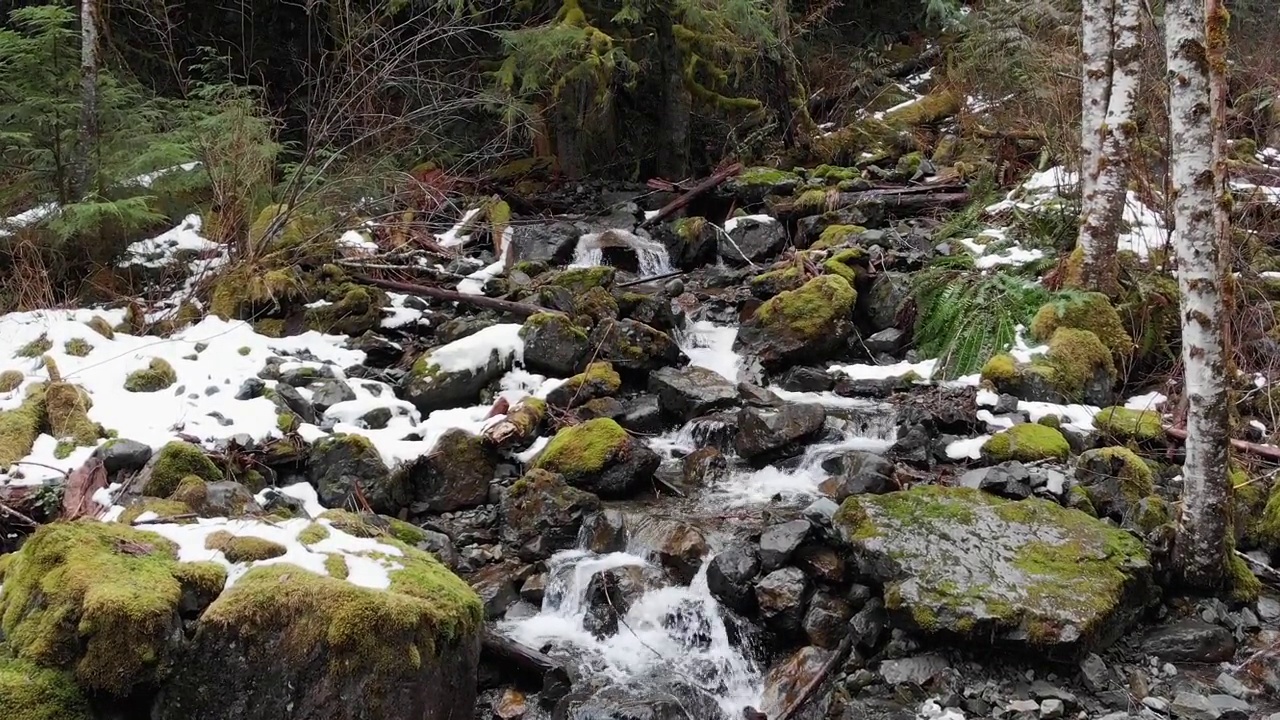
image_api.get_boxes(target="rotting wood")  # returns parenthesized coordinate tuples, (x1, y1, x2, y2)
(1164, 426, 1280, 461)
(639, 163, 743, 229)
(771, 187, 970, 220)
(352, 274, 546, 318)
(481, 630, 572, 703)
(775, 633, 855, 720)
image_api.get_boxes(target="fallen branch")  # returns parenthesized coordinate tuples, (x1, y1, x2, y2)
(1235, 550, 1280, 588)
(771, 187, 970, 220)
(352, 274, 546, 318)
(776, 633, 855, 720)
(618, 269, 686, 288)
(0, 500, 38, 527)
(1163, 426, 1280, 461)
(640, 163, 743, 229)
(481, 630, 571, 702)
(132, 513, 199, 525)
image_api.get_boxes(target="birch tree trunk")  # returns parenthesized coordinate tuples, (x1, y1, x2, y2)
(1167, 0, 1231, 589)
(1079, 0, 1112, 217)
(72, 0, 100, 200)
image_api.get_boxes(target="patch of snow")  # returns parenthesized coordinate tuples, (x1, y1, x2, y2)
(437, 208, 482, 247)
(946, 435, 988, 460)
(0, 202, 60, 237)
(425, 323, 525, 373)
(458, 257, 506, 296)
(1124, 391, 1167, 411)
(337, 230, 378, 253)
(723, 214, 775, 234)
(974, 245, 1044, 269)
(829, 358, 938, 381)
(1250, 419, 1268, 435)
(119, 214, 218, 268)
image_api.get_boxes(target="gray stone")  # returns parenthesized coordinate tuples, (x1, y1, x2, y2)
(307, 435, 404, 515)
(863, 327, 905, 354)
(734, 404, 827, 460)
(850, 598, 887, 651)
(879, 653, 949, 687)
(681, 448, 729, 488)
(1007, 699, 1040, 714)
(590, 319, 687, 373)
(803, 498, 840, 525)
(649, 366, 738, 420)
(758, 519, 812, 572)
(707, 543, 761, 613)
(818, 450, 895, 500)
(834, 487, 1152, 656)
(737, 382, 780, 407)
(803, 592, 853, 649)
(405, 429, 496, 513)
(95, 438, 153, 474)
(234, 377, 265, 400)
(1141, 621, 1236, 664)
(1207, 695, 1250, 720)
(793, 544, 846, 583)
(520, 573, 547, 605)
(581, 509, 627, 554)
(279, 365, 336, 387)
(755, 567, 809, 631)
(400, 348, 510, 414)
(1215, 672, 1252, 700)
(309, 379, 356, 413)
(1039, 699, 1064, 719)
(359, 406, 393, 430)
(272, 384, 315, 424)
(1257, 596, 1280, 621)
(858, 271, 912, 332)
(501, 469, 601, 561)
(1171, 692, 1219, 720)
(718, 216, 786, 265)
(978, 461, 1034, 500)
(511, 221, 580, 264)
(520, 313, 590, 377)
(471, 562, 523, 620)
(1143, 697, 1170, 713)
(629, 517, 708, 585)
(778, 366, 834, 392)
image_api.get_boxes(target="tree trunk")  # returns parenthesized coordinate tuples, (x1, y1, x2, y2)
(1167, 0, 1231, 589)
(654, 18, 691, 181)
(72, 0, 101, 200)
(555, 81, 588, 180)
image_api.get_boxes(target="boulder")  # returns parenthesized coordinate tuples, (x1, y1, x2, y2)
(1140, 621, 1236, 664)
(511, 222, 580, 264)
(681, 448, 729, 488)
(589, 319, 687, 372)
(980, 424, 1070, 463)
(309, 379, 356, 414)
(139, 441, 224, 498)
(734, 276, 856, 370)
(649, 366, 739, 420)
(758, 519, 812, 572)
(532, 419, 660, 498)
(734, 404, 827, 460)
(755, 567, 810, 632)
(94, 438, 153, 474)
(547, 362, 621, 409)
(581, 509, 627, 554)
(404, 429, 496, 513)
(308, 434, 406, 516)
(520, 313, 591, 377)
(501, 469, 602, 561)
(758, 645, 831, 719)
(1075, 448, 1155, 522)
(707, 543, 761, 613)
(778, 366, 834, 392)
(657, 217, 719, 270)
(803, 592, 854, 649)
(834, 486, 1152, 657)
(154, 550, 483, 720)
(818, 450, 895, 501)
(858, 272, 912, 332)
(718, 215, 787, 265)
(401, 349, 508, 414)
(583, 565, 665, 638)
(629, 517, 708, 584)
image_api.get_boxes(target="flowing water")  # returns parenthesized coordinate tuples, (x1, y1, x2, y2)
(571, 229, 674, 277)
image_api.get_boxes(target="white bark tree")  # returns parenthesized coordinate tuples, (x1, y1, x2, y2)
(1167, 0, 1231, 589)
(72, 0, 101, 200)
(1076, 0, 1142, 295)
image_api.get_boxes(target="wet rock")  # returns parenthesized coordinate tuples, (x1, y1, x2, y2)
(658, 217, 719, 270)
(279, 365, 336, 387)
(405, 429, 496, 513)
(738, 382, 780, 407)
(520, 313, 590, 377)
(1075, 448, 1154, 522)
(681, 448, 729, 488)
(500, 469, 601, 561)
(649, 366, 738, 420)
(547, 362, 621, 410)
(555, 682, 728, 720)
(719, 216, 787, 265)
(734, 275, 856, 370)
(309, 379, 355, 413)
(471, 562, 524, 619)
(235, 377, 265, 400)
(735, 403, 826, 460)
(519, 573, 547, 605)
(803, 497, 841, 525)
(834, 487, 1152, 656)
(272, 384, 316, 424)
(581, 509, 627, 554)
(804, 592, 854, 649)
(778, 366, 834, 392)
(879, 654, 949, 686)
(494, 688, 528, 720)
(819, 450, 895, 501)
(257, 487, 306, 517)
(583, 565, 664, 638)
(576, 397, 627, 423)
(617, 394, 663, 434)
(95, 438, 153, 474)
(308, 434, 405, 515)
(1215, 673, 1253, 700)
(755, 567, 810, 631)
(863, 328, 905, 355)
(758, 519, 812, 572)
(590, 319, 687, 372)
(793, 544, 846, 583)
(1080, 653, 1112, 692)
(859, 272, 912, 332)
(836, 375, 914, 399)
(618, 292, 680, 333)
(1208, 695, 1251, 720)
(850, 598, 888, 651)
(511, 221, 580, 264)
(630, 517, 708, 584)
(533, 418, 661, 498)
(759, 645, 833, 719)
(978, 461, 1034, 500)
(1140, 620, 1236, 663)
(400, 349, 507, 414)
(413, 528, 459, 570)
(708, 543, 761, 613)
(1171, 692, 1220, 720)
(358, 406, 393, 430)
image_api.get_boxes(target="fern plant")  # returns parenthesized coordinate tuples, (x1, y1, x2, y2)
(913, 265, 1051, 379)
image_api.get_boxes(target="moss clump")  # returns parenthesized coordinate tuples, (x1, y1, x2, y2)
(673, 217, 708, 243)
(735, 166, 801, 187)
(1041, 328, 1115, 399)
(981, 423, 1070, 463)
(512, 260, 549, 277)
(168, 476, 208, 510)
(1227, 549, 1262, 603)
(754, 274, 857, 341)
(1256, 482, 1280, 550)
(324, 553, 349, 580)
(548, 362, 621, 409)
(533, 418, 630, 478)
(143, 441, 224, 498)
(1029, 293, 1133, 360)
(118, 498, 192, 525)
(386, 518, 429, 546)
(811, 165, 862, 182)
(749, 264, 806, 298)
(823, 248, 865, 284)
(62, 338, 92, 357)
(303, 283, 386, 336)
(16, 335, 52, 358)
(0, 520, 224, 695)
(1094, 406, 1164, 442)
(277, 412, 300, 433)
(1134, 496, 1170, 534)
(574, 286, 619, 324)
(794, 188, 831, 212)
(198, 550, 483, 673)
(204, 531, 288, 563)
(1077, 447, 1154, 504)
(542, 266, 616, 295)
(298, 523, 331, 545)
(0, 656, 90, 720)
(45, 381, 97, 447)
(0, 369, 23, 392)
(811, 224, 866, 250)
(124, 358, 177, 393)
(0, 385, 46, 468)
(1067, 485, 1098, 516)
(84, 316, 114, 339)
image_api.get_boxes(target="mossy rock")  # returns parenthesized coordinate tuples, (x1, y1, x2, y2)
(0, 520, 227, 695)
(154, 552, 483, 720)
(533, 418, 660, 498)
(118, 498, 193, 525)
(150, 301, 202, 337)
(402, 429, 494, 513)
(981, 423, 1070, 463)
(0, 656, 90, 720)
(833, 486, 1152, 655)
(308, 433, 404, 515)
(205, 531, 288, 563)
(15, 335, 52, 358)
(0, 369, 23, 392)
(1029, 293, 1133, 361)
(1255, 481, 1280, 552)
(0, 385, 47, 469)
(573, 286, 619, 324)
(501, 469, 602, 561)
(45, 381, 98, 447)
(141, 441, 224, 498)
(810, 224, 867, 251)
(588, 318, 685, 373)
(540, 267, 616, 296)
(209, 265, 308, 323)
(84, 316, 115, 339)
(304, 283, 388, 336)
(124, 358, 177, 393)
(1075, 447, 1155, 522)
(1094, 406, 1164, 443)
(734, 275, 857, 369)
(749, 263, 807, 300)
(62, 338, 92, 357)
(547, 362, 622, 410)
(1038, 327, 1116, 403)
(518, 312, 590, 378)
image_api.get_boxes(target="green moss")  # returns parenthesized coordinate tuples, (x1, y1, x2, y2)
(277, 412, 300, 433)
(45, 382, 97, 447)
(736, 166, 801, 186)
(1134, 495, 1171, 534)
(53, 440, 74, 460)
(811, 224, 866, 250)
(754, 275, 856, 341)
(749, 264, 806, 297)
(168, 476, 208, 510)
(1041, 327, 1115, 399)
(574, 286, 619, 323)
(387, 518, 429, 546)
(981, 423, 1070, 463)
(16, 336, 52, 358)
(0, 520, 216, 695)
(0, 370, 22, 392)
(62, 338, 92, 357)
(1257, 482, 1280, 549)
(896, 151, 925, 177)
(1038, 415, 1062, 430)
(297, 523, 331, 546)
(118, 498, 192, 525)
(1079, 447, 1155, 506)
(1067, 485, 1098, 516)
(1094, 406, 1164, 442)
(144, 441, 223, 498)
(533, 418, 630, 478)
(237, 346, 252, 356)
(304, 283, 385, 336)
(318, 509, 380, 538)
(1030, 293, 1133, 360)
(519, 312, 588, 343)
(204, 531, 288, 563)
(124, 358, 177, 393)
(0, 385, 46, 468)
(253, 319, 286, 338)
(866, 485, 979, 526)
(811, 165, 862, 182)
(1012, 532, 1146, 622)
(823, 257, 860, 284)
(794, 188, 831, 212)
(674, 217, 707, 243)
(512, 260, 549, 277)
(542, 266, 616, 295)
(0, 656, 90, 720)
(1227, 548, 1262, 602)
(84, 317, 114, 339)
(324, 554, 349, 580)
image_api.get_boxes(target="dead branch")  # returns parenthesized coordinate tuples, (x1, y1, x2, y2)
(618, 270, 686, 288)
(351, 274, 546, 317)
(639, 163, 744, 229)
(481, 630, 571, 702)
(0, 500, 39, 527)
(771, 186, 970, 220)
(1164, 426, 1280, 460)
(776, 633, 856, 720)
(131, 513, 199, 525)
(62, 457, 108, 521)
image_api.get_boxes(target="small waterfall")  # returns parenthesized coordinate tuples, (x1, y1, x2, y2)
(572, 229, 674, 277)
(677, 321, 743, 383)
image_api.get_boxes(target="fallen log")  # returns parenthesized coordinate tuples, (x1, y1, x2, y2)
(639, 163, 743, 229)
(775, 633, 855, 720)
(771, 187, 971, 220)
(482, 630, 571, 703)
(482, 398, 546, 450)
(1163, 426, 1280, 461)
(352, 274, 546, 318)
(618, 269, 686, 288)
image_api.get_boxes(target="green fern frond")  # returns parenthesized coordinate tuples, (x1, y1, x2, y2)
(913, 269, 1050, 379)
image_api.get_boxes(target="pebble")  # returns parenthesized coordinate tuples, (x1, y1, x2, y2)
(1163, 663, 1178, 677)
